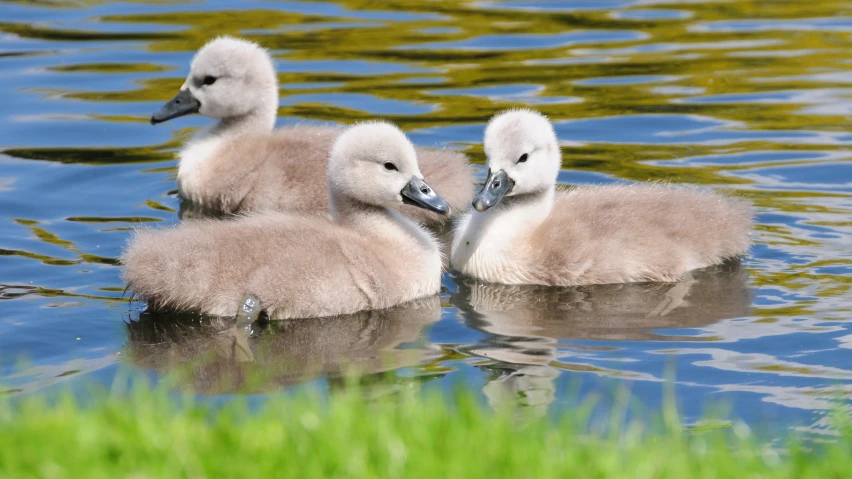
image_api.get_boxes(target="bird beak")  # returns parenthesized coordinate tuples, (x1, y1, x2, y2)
(401, 176, 451, 216)
(473, 169, 514, 212)
(151, 89, 201, 125)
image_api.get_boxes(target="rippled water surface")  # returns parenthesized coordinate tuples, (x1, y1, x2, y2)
(1, 0, 851, 436)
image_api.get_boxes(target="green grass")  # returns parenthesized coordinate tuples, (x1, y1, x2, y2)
(0, 382, 850, 478)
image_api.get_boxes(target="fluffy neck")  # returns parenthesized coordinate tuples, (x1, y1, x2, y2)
(329, 196, 438, 253)
(491, 186, 555, 226)
(450, 185, 555, 273)
(207, 101, 277, 138)
(177, 89, 278, 187)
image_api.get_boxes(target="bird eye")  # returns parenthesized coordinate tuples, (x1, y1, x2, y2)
(518, 153, 529, 163)
(384, 162, 398, 171)
(202, 76, 217, 86)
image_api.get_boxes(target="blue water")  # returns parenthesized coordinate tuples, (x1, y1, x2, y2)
(1, 0, 851, 438)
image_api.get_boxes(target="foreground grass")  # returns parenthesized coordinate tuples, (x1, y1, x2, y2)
(1, 384, 850, 479)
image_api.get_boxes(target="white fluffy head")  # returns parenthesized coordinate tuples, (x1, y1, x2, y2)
(183, 36, 278, 121)
(328, 121, 423, 209)
(483, 109, 561, 196)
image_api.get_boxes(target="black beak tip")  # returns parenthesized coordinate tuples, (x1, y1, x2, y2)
(473, 198, 488, 212)
(149, 89, 200, 126)
(401, 177, 452, 216)
(472, 169, 512, 213)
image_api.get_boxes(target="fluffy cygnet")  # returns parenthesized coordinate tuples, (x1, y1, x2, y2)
(449, 108, 753, 286)
(123, 121, 448, 319)
(152, 36, 473, 226)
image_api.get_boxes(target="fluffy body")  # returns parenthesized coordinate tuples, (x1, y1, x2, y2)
(124, 122, 444, 318)
(167, 37, 473, 226)
(178, 125, 473, 224)
(450, 109, 753, 286)
(123, 213, 441, 318)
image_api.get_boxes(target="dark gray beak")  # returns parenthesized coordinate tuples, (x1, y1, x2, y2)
(401, 176, 450, 216)
(473, 169, 514, 212)
(151, 89, 201, 125)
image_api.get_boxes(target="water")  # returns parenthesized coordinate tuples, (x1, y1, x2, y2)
(1, 0, 851, 437)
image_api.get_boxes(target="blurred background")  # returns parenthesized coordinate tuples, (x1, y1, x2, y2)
(1, 0, 851, 439)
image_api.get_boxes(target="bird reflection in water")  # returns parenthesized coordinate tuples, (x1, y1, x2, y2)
(124, 296, 441, 394)
(451, 260, 753, 417)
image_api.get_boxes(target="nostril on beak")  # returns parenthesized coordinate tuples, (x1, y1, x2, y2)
(420, 185, 430, 194)
(493, 181, 501, 189)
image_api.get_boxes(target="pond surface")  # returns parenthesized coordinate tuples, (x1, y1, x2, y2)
(1, 0, 851, 437)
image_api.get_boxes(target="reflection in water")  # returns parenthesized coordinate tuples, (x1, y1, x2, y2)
(452, 262, 752, 415)
(124, 296, 441, 394)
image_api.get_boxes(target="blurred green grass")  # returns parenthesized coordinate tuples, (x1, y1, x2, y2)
(1, 378, 850, 478)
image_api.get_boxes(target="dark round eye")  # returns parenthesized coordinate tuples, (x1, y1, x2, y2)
(384, 162, 398, 171)
(202, 76, 217, 86)
(518, 153, 529, 163)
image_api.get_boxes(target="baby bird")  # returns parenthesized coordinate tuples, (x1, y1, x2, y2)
(151, 36, 473, 226)
(449, 109, 753, 286)
(123, 122, 448, 319)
